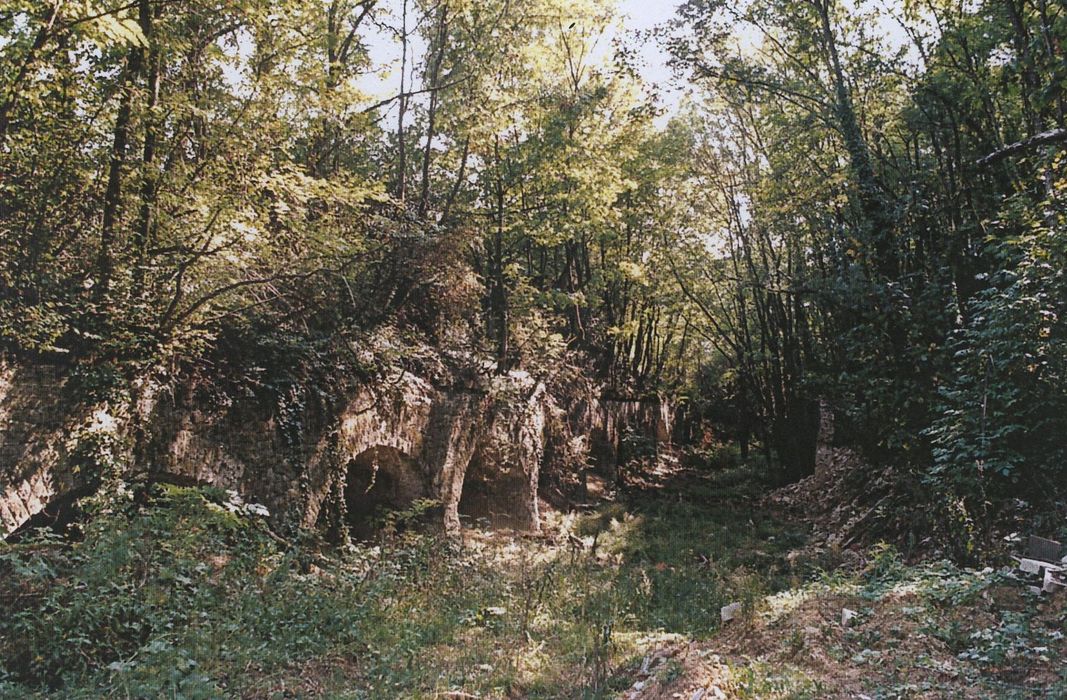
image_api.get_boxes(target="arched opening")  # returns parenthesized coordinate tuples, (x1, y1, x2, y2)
(343, 446, 427, 539)
(458, 456, 534, 530)
(457, 457, 494, 528)
(4, 485, 94, 544)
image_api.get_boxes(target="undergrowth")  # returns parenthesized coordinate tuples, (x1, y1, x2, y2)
(0, 459, 805, 699)
(4, 459, 1063, 699)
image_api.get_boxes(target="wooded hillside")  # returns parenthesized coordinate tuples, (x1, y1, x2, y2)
(1, 0, 1066, 696)
(4, 0, 1064, 547)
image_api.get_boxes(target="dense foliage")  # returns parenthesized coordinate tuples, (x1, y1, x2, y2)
(665, 0, 1066, 546)
(1, 0, 1065, 545)
(4, 470, 1063, 698)
(0, 471, 808, 697)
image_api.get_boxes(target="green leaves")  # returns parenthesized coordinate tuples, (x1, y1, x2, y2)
(89, 10, 148, 49)
(925, 179, 1067, 505)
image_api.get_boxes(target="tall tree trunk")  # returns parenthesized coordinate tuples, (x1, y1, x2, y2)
(418, 3, 448, 218)
(815, 0, 896, 279)
(490, 180, 509, 371)
(440, 135, 469, 224)
(133, 0, 160, 298)
(395, 0, 409, 201)
(97, 39, 146, 305)
(0, 4, 60, 143)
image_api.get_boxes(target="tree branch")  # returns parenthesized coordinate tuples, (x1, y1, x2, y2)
(975, 128, 1067, 167)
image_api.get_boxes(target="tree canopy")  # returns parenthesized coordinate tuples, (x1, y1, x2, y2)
(2, 0, 1065, 551)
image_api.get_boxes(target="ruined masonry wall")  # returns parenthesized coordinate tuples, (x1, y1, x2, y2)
(0, 362, 78, 533)
(1, 361, 548, 537)
(1, 358, 675, 538)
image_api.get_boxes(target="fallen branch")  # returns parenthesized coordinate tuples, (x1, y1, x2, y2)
(841, 494, 889, 548)
(976, 128, 1067, 167)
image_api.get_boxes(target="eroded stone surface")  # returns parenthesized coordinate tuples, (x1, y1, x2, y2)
(2, 357, 675, 538)
(0, 361, 77, 534)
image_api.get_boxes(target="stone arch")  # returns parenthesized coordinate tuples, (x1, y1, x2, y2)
(456, 455, 494, 527)
(456, 385, 547, 532)
(457, 454, 524, 529)
(343, 445, 429, 538)
(3, 485, 92, 543)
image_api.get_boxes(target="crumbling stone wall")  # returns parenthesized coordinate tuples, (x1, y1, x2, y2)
(0, 361, 79, 533)
(137, 372, 499, 535)
(1, 360, 554, 538)
(301, 374, 488, 534)
(2, 356, 676, 539)
(590, 395, 675, 474)
(540, 373, 676, 479)
(460, 376, 546, 531)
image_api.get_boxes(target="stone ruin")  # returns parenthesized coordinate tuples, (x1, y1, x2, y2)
(1, 357, 675, 539)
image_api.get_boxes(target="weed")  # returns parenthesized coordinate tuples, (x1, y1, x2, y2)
(7, 461, 1061, 699)
(0, 461, 806, 698)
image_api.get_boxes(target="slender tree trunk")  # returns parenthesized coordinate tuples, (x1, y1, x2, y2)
(395, 0, 409, 201)
(0, 4, 61, 143)
(133, 0, 160, 298)
(418, 4, 448, 218)
(815, 0, 895, 279)
(440, 135, 469, 224)
(1034, 0, 1065, 127)
(490, 137, 509, 372)
(1003, 0, 1041, 135)
(97, 40, 146, 305)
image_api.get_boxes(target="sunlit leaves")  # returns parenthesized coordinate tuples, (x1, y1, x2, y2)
(88, 7, 147, 49)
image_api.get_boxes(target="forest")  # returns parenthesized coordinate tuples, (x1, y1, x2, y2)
(1, 0, 1065, 697)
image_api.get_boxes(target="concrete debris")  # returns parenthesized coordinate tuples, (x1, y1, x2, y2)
(1017, 536, 1066, 596)
(1016, 557, 1064, 575)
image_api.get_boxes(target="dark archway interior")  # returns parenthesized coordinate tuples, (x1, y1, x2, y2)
(458, 457, 526, 529)
(457, 461, 493, 527)
(4, 486, 92, 543)
(344, 446, 426, 539)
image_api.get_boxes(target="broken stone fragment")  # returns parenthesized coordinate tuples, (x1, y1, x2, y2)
(1017, 557, 1065, 578)
(1018, 558, 1045, 575)
(1042, 569, 1066, 594)
(720, 602, 742, 623)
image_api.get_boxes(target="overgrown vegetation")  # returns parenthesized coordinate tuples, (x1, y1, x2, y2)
(666, 0, 1067, 541)
(3, 0, 1067, 693)
(4, 0, 1065, 544)
(5, 460, 1065, 698)
(0, 461, 803, 698)
(691, 546, 1067, 699)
